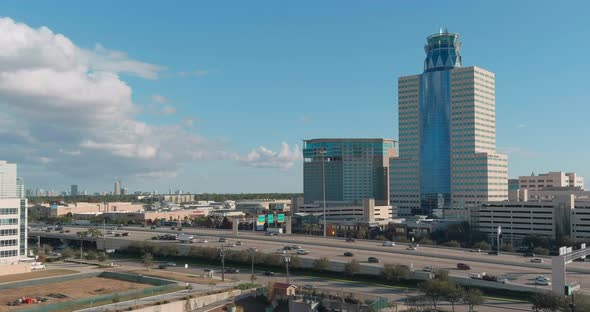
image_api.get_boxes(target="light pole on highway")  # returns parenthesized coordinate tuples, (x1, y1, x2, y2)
(219, 245, 226, 282)
(249, 247, 257, 283)
(497, 226, 502, 255)
(319, 148, 327, 238)
(282, 254, 291, 284)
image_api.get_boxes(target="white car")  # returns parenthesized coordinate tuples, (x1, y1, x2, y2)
(276, 249, 287, 254)
(382, 241, 396, 247)
(296, 249, 310, 255)
(535, 279, 551, 286)
(530, 258, 544, 263)
(497, 278, 510, 284)
(197, 239, 208, 243)
(407, 246, 417, 251)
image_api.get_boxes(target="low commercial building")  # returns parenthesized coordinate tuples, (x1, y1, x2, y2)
(29, 202, 147, 218)
(295, 199, 392, 222)
(518, 171, 584, 191)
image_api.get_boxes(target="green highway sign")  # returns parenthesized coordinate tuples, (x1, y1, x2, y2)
(277, 214, 285, 223)
(267, 214, 274, 224)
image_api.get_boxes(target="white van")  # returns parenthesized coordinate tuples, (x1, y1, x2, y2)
(382, 241, 396, 247)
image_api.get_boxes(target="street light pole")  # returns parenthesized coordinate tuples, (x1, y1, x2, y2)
(320, 149, 327, 238)
(220, 245, 226, 282)
(283, 254, 291, 284)
(249, 247, 257, 283)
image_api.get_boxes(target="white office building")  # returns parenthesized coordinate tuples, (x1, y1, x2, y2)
(519, 171, 584, 191)
(0, 161, 27, 263)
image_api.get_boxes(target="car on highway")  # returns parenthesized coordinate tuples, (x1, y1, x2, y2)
(291, 245, 302, 250)
(407, 246, 417, 251)
(457, 263, 471, 270)
(275, 249, 287, 254)
(535, 275, 550, 282)
(197, 239, 208, 243)
(497, 278, 510, 284)
(296, 249, 310, 255)
(382, 241, 395, 247)
(263, 271, 275, 276)
(302, 284, 314, 290)
(158, 264, 168, 269)
(150, 226, 157, 230)
(219, 238, 227, 242)
(236, 241, 243, 246)
(203, 268, 214, 273)
(106, 230, 114, 235)
(346, 238, 356, 242)
(535, 278, 551, 286)
(423, 266, 433, 272)
(226, 243, 237, 247)
(114, 233, 121, 237)
(122, 232, 130, 236)
(224, 267, 240, 273)
(368, 257, 379, 263)
(470, 248, 481, 253)
(166, 262, 177, 267)
(151, 236, 159, 240)
(487, 251, 498, 255)
(265, 232, 278, 236)
(470, 273, 485, 279)
(343, 252, 354, 257)
(530, 258, 544, 263)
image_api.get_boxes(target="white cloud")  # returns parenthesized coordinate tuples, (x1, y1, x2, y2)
(160, 106, 176, 115)
(0, 17, 226, 181)
(237, 142, 302, 170)
(516, 124, 527, 128)
(178, 69, 209, 77)
(182, 118, 194, 127)
(151, 94, 168, 103)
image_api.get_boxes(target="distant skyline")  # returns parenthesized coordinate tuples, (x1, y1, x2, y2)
(0, 1, 589, 193)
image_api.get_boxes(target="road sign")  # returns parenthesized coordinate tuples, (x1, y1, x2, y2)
(106, 249, 115, 253)
(267, 214, 274, 224)
(277, 214, 285, 223)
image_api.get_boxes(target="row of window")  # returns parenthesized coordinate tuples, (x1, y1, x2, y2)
(0, 250, 17, 258)
(0, 239, 17, 247)
(0, 219, 18, 225)
(0, 208, 18, 215)
(0, 229, 17, 236)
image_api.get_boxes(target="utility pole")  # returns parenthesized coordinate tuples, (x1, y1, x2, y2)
(283, 254, 291, 284)
(220, 245, 226, 282)
(103, 219, 106, 251)
(250, 247, 257, 283)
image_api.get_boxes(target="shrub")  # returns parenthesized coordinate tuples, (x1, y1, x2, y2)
(442, 241, 461, 248)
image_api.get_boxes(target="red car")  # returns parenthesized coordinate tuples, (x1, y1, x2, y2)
(457, 263, 471, 270)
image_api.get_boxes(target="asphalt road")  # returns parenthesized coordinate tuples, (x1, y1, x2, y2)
(31, 225, 590, 293)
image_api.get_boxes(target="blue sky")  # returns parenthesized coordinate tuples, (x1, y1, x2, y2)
(0, 0, 588, 193)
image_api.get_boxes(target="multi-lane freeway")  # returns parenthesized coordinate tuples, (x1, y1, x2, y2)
(30, 225, 590, 294)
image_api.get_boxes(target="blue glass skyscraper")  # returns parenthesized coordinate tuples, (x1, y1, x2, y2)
(390, 30, 508, 217)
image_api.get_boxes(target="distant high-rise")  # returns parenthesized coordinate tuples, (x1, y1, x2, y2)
(390, 30, 508, 217)
(0, 160, 27, 262)
(114, 180, 121, 196)
(303, 138, 397, 204)
(70, 184, 78, 196)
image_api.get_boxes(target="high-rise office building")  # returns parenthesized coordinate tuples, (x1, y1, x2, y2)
(303, 138, 397, 204)
(390, 30, 508, 217)
(114, 181, 121, 196)
(70, 184, 78, 196)
(0, 161, 27, 263)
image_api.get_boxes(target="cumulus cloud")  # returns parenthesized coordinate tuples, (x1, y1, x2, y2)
(237, 142, 302, 170)
(0, 17, 224, 181)
(151, 94, 168, 103)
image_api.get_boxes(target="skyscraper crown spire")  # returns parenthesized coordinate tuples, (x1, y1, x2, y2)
(424, 30, 462, 72)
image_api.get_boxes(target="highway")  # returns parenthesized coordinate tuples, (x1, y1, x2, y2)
(30, 225, 590, 294)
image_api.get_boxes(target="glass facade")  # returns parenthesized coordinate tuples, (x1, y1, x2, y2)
(303, 139, 395, 204)
(419, 70, 452, 215)
(418, 30, 461, 216)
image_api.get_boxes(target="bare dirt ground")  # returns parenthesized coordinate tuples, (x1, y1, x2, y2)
(0, 276, 150, 312)
(0, 269, 78, 284)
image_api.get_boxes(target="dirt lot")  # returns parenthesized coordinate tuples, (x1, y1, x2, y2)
(0, 269, 78, 284)
(0, 277, 150, 312)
